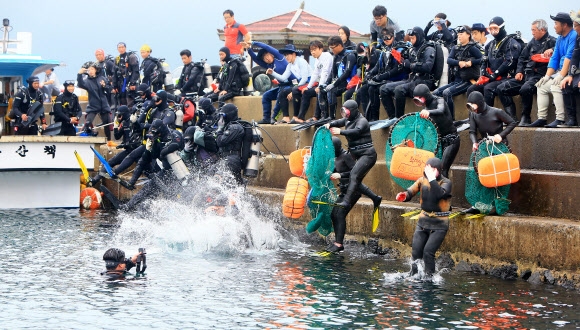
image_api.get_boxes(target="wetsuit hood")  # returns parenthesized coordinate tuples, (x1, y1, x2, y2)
(332, 136, 344, 157)
(489, 16, 507, 41)
(149, 118, 169, 139)
(412, 26, 426, 48)
(199, 97, 216, 113)
(183, 125, 196, 142)
(115, 105, 130, 121)
(467, 91, 487, 114)
(155, 90, 168, 109)
(220, 47, 231, 62)
(342, 99, 359, 121)
(220, 103, 239, 123)
(413, 84, 433, 106)
(425, 157, 443, 180)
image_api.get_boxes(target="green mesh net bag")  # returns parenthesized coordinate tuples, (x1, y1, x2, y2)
(465, 140, 511, 215)
(305, 127, 337, 236)
(385, 113, 441, 189)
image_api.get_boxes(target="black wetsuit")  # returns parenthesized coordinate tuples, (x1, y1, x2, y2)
(402, 158, 452, 276)
(414, 84, 459, 178)
(466, 28, 522, 106)
(496, 32, 556, 121)
(97, 57, 116, 107)
(11, 86, 44, 135)
(216, 104, 245, 185)
(141, 56, 163, 92)
(100, 258, 136, 280)
(204, 58, 244, 103)
(176, 62, 204, 95)
(77, 73, 112, 140)
(381, 27, 436, 119)
(424, 23, 457, 50)
(468, 92, 517, 145)
(53, 90, 82, 136)
(329, 109, 377, 207)
(331, 138, 381, 245)
(317, 49, 357, 119)
(115, 52, 140, 107)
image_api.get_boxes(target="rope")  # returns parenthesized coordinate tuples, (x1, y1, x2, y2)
(256, 126, 288, 163)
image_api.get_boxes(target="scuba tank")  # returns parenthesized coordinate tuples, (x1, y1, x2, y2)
(165, 151, 191, 182)
(161, 61, 174, 93)
(243, 122, 262, 177)
(174, 107, 184, 132)
(201, 59, 213, 91)
(241, 56, 255, 96)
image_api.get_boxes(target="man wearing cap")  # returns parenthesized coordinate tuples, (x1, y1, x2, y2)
(495, 19, 556, 125)
(471, 23, 490, 47)
(466, 17, 522, 108)
(246, 41, 294, 124)
(11, 76, 47, 135)
(370, 5, 401, 44)
(530, 12, 577, 128)
(271, 44, 311, 124)
(114, 42, 140, 108)
(559, 10, 580, 128)
(95, 49, 116, 107)
(140, 44, 163, 92)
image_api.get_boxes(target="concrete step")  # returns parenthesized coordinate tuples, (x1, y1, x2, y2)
(254, 156, 580, 219)
(248, 186, 580, 272)
(258, 123, 580, 172)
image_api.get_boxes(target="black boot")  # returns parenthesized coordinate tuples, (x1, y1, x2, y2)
(359, 184, 382, 209)
(518, 114, 531, 126)
(527, 119, 547, 127)
(505, 105, 518, 122)
(558, 105, 578, 127)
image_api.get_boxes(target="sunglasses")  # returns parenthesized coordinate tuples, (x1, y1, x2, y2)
(381, 34, 393, 40)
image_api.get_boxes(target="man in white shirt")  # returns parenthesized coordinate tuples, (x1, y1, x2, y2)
(40, 68, 60, 102)
(296, 40, 333, 122)
(270, 44, 312, 124)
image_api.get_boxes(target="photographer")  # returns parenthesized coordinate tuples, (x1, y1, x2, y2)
(77, 62, 113, 143)
(53, 80, 82, 136)
(101, 248, 145, 280)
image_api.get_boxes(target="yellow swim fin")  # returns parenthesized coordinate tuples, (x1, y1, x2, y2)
(372, 207, 380, 232)
(74, 150, 90, 184)
(466, 213, 486, 220)
(448, 211, 462, 219)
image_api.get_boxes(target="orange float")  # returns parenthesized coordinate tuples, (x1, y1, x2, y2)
(478, 153, 520, 188)
(283, 177, 309, 219)
(390, 146, 435, 181)
(289, 148, 310, 178)
(80, 187, 102, 210)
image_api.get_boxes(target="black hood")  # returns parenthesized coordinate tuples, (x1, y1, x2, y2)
(149, 118, 169, 139)
(183, 125, 196, 141)
(425, 157, 443, 180)
(220, 47, 231, 62)
(332, 136, 343, 157)
(489, 16, 507, 41)
(411, 26, 426, 48)
(342, 99, 359, 121)
(467, 91, 487, 114)
(116, 105, 130, 121)
(199, 97, 216, 113)
(156, 90, 168, 109)
(413, 84, 433, 105)
(221, 103, 239, 123)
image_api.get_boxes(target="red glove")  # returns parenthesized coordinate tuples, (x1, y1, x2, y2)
(396, 192, 407, 202)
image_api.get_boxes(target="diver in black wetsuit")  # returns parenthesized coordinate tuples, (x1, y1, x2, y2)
(396, 157, 452, 279)
(413, 84, 459, 178)
(328, 136, 382, 253)
(325, 99, 377, 209)
(462, 91, 517, 214)
(216, 104, 245, 186)
(101, 248, 140, 280)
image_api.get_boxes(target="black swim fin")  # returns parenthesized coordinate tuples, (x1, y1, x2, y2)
(99, 185, 121, 210)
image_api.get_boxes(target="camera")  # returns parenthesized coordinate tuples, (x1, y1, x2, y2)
(136, 248, 146, 275)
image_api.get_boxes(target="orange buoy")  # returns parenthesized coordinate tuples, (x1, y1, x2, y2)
(478, 153, 520, 188)
(390, 146, 435, 181)
(80, 187, 102, 210)
(289, 148, 310, 178)
(283, 177, 309, 219)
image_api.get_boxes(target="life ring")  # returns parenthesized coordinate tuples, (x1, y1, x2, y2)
(80, 187, 102, 210)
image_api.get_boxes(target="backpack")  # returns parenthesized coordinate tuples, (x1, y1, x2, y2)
(418, 40, 445, 87)
(192, 62, 206, 95)
(149, 58, 167, 86)
(234, 58, 250, 87)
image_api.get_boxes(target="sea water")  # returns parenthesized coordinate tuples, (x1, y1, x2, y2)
(0, 190, 579, 329)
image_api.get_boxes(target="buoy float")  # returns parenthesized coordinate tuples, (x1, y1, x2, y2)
(289, 148, 310, 178)
(80, 187, 102, 210)
(283, 177, 309, 219)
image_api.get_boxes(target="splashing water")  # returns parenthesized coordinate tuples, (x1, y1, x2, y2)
(383, 258, 445, 284)
(111, 175, 285, 256)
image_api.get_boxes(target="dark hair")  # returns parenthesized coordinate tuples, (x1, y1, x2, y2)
(457, 25, 472, 35)
(339, 25, 351, 39)
(223, 9, 234, 17)
(435, 13, 451, 27)
(381, 26, 395, 37)
(327, 36, 343, 47)
(180, 49, 191, 57)
(309, 40, 324, 50)
(372, 5, 387, 17)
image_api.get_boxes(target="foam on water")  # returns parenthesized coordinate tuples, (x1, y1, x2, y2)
(383, 258, 445, 284)
(110, 176, 285, 256)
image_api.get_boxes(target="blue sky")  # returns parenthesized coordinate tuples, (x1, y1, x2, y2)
(3, 0, 575, 81)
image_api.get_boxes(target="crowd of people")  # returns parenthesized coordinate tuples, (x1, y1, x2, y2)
(8, 6, 579, 278)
